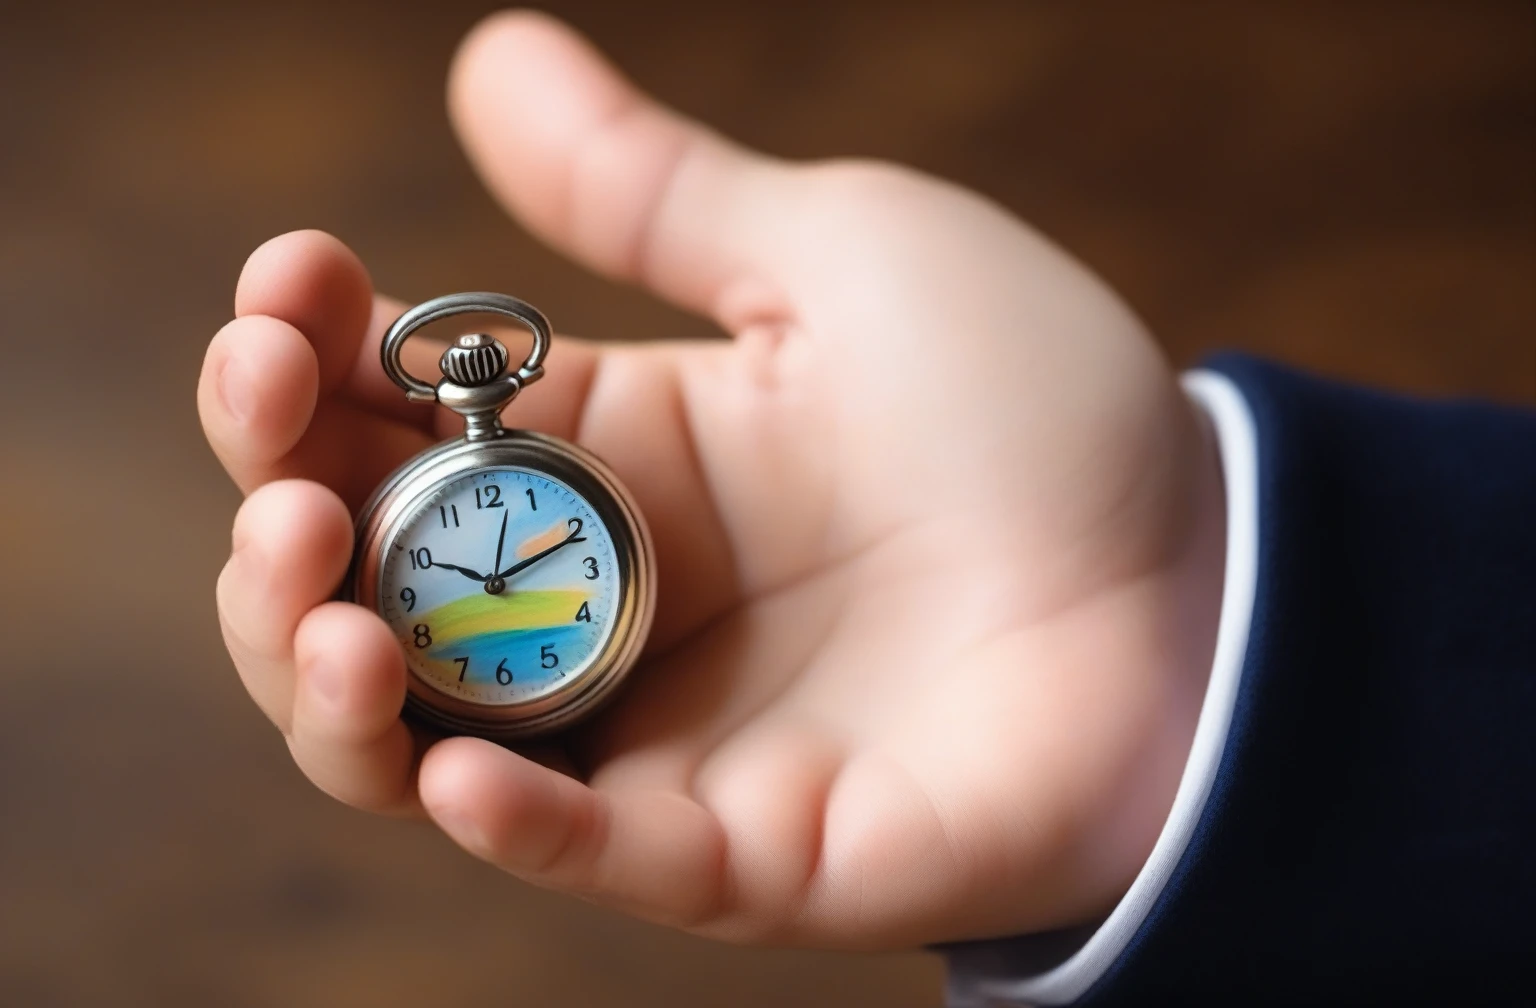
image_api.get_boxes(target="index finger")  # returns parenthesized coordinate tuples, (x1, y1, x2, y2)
(448, 11, 797, 331)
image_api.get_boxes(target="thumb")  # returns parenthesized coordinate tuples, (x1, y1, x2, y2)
(449, 10, 794, 325)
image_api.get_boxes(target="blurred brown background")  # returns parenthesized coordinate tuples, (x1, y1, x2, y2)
(0, 2, 1531, 1006)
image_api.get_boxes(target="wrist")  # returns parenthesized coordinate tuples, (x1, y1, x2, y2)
(941, 368, 1259, 1007)
(1061, 380, 1229, 926)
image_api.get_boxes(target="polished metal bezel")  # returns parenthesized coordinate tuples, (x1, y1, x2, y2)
(349, 431, 655, 742)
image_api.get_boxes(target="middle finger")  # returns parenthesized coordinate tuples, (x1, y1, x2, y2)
(216, 479, 354, 732)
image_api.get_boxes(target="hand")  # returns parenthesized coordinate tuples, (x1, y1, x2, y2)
(495, 521, 587, 581)
(198, 12, 1225, 949)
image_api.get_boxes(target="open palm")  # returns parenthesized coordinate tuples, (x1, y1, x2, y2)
(199, 12, 1224, 950)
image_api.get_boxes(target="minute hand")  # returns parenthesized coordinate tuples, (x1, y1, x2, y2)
(495, 530, 588, 580)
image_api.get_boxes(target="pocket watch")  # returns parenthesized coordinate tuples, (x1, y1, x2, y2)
(348, 292, 655, 742)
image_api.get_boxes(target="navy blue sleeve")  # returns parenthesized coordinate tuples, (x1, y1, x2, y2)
(954, 355, 1536, 1006)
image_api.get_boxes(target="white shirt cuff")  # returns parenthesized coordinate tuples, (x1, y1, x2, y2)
(956, 369, 1262, 1006)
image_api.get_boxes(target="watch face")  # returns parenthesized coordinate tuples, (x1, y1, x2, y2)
(379, 466, 621, 706)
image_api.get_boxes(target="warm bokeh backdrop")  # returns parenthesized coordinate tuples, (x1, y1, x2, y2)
(1, 2, 1530, 1006)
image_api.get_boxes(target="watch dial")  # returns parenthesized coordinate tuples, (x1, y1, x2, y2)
(379, 467, 621, 705)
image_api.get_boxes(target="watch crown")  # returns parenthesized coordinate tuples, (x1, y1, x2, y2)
(439, 333, 510, 387)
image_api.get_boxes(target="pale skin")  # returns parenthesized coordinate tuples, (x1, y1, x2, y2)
(198, 11, 1226, 951)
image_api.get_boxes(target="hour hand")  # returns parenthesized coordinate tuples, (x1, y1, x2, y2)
(430, 560, 489, 583)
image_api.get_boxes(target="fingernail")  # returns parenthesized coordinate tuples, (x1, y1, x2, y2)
(305, 656, 348, 708)
(220, 522, 265, 592)
(431, 804, 490, 855)
(219, 354, 254, 423)
(217, 538, 257, 603)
